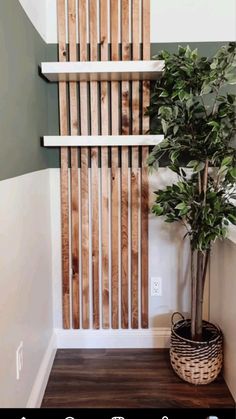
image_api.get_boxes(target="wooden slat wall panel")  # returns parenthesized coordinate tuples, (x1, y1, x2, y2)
(58, 0, 70, 329)
(110, 0, 120, 330)
(121, 0, 130, 329)
(141, 0, 150, 329)
(68, 0, 80, 330)
(58, 0, 151, 330)
(78, 0, 90, 329)
(131, 0, 140, 329)
(90, 0, 100, 329)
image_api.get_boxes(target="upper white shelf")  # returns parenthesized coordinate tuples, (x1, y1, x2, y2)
(43, 135, 164, 147)
(41, 60, 164, 82)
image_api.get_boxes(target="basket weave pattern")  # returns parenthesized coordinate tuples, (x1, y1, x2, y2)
(170, 318, 223, 385)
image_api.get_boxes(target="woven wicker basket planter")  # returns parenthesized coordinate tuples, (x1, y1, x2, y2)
(170, 313, 223, 385)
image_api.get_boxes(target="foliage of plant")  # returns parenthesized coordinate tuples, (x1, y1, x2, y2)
(148, 43, 236, 340)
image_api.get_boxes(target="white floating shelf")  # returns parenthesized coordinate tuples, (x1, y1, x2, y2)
(43, 135, 164, 147)
(41, 60, 164, 82)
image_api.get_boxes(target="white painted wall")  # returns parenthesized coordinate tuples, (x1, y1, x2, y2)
(18, 0, 236, 44)
(50, 168, 191, 331)
(18, 0, 47, 42)
(210, 240, 236, 401)
(0, 170, 54, 408)
(150, 0, 236, 43)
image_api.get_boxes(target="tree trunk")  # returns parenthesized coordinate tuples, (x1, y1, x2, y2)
(202, 250, 210, 299)
(191, 159, 209, 341)
(191, 250, 197, 339)
(195, 250, 204, 340)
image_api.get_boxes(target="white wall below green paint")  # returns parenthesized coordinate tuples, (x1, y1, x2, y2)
(0, 170, 54, 407)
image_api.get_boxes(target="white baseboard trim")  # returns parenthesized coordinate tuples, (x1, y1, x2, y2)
(55, 328, 171, 349)
(26, 333, 57, 408)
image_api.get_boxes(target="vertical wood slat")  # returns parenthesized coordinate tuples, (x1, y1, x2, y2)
(121, 0, 130, 329)
(68, 0, 80, 329)
(90, 0, 100, 329)
(58, 0, 70, 329)
(110, 0, 120, 329)
(141, 0, 150, 329)
(131, 0, 140, 329)
(100, 0, 110, 329)
(79, 0, 90, 329)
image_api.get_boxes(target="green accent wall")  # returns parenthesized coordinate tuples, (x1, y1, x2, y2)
(0, 1, 231, 180)
(0, 0, 49, 181)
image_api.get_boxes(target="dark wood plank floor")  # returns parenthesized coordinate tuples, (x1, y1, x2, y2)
(42, 349, 235, 408)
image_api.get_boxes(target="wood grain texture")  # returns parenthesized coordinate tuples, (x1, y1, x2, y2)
(100, 0, 110, 329)
(121, 0, 130, 329)
(131, 0, 140, 329)
(42, 349, 235, 408)
(68, 0, 80, 330)
(131, 147, 139, 329)
(58, 0, 70, 329)
(110, 0, 120, 329)
(90, 0, 100, 330)
(79, 0, 90, 329)
(141, 0, 150, 329)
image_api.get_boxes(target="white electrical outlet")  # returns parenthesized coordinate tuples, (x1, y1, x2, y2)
(151, 277, 162, 296)
(16, 342, 23, 380)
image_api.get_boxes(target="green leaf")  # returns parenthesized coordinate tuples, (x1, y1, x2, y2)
(191, 48, 198, 60)
(227, 94, 235, 104)
(201, 83, 212, 95)
(230, 168, 236, 179)
(170, 150, 180, 163)
(152, 204, 163, 216)
(226, 72, 236, 84)
(210, 61, 217, 70)
(161, 119, 168, 134)
(228, 214, 236, 225)
(159, 90, 169, 97)
(180, 168, 187, 178)
(175, 203, 187, 210)
(185, 45, 192, 59)
(195, 162, 205, 172)
(187, 160, 198, 168)
(187, 160, 205, 172)
(178, 91, 186, 101)
(178, 46, 186, 56)
(221, 156, 233, 167)
(207, 121, 220, 132)
(180, 207, 189, 216)
(158, 106, 172, 119)
(186, 97, 194, 110)
(173, 125, 179, 135)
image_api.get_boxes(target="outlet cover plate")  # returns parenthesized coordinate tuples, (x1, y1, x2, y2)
(151, 277, 162, 297)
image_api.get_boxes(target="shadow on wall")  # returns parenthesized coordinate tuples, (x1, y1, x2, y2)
(149, 168, 191, 328)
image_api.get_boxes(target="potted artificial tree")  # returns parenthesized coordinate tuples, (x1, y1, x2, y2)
(148, 43, 236, 384)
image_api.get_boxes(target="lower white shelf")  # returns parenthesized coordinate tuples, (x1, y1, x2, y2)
(41, 60, 164, 82)
(43, 135, 164, 147)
